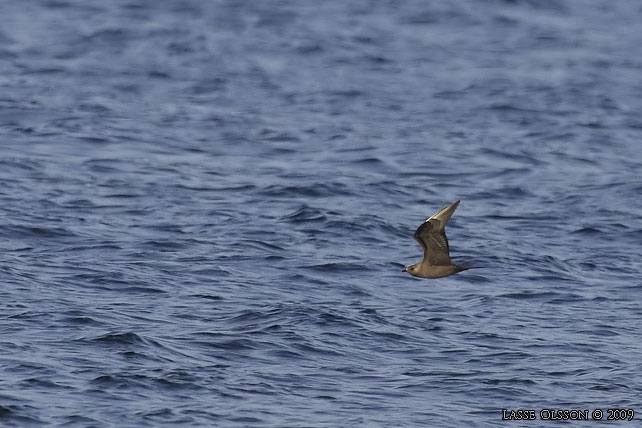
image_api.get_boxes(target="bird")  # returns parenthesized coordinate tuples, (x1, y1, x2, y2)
(403, 200, 470, 278)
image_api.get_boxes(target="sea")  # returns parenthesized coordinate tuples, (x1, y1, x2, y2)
(1, 0, 642, 426)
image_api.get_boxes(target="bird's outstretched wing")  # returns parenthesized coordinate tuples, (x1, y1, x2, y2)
(413, 200, 460, 266)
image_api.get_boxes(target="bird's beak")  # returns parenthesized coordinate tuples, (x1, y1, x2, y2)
(402, 267, 407, 272)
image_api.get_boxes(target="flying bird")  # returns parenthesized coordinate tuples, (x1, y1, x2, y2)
(403, 200, 470, 278)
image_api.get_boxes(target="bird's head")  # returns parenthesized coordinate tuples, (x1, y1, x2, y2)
(403, 264, 419, 275)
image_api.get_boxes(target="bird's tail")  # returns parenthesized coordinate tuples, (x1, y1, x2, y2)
(456, 265, 481, 272)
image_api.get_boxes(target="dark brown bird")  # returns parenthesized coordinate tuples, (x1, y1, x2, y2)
(403, 200, 470, 278)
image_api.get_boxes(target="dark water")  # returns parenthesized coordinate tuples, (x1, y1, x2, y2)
(2, 1, 642, 426)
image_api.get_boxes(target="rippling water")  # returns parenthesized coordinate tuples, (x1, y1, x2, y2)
(2, 0, 642, 426)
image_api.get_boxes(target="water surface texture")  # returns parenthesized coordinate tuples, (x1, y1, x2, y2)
(2, 1, 642, 426)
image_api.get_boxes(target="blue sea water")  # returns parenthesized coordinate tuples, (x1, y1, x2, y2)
(1, 0, 642, 426)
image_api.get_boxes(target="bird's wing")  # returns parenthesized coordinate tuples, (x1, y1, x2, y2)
(427, 200, 459, 232)
(412, 200, 460, 266)
(413, 219, 452, 266)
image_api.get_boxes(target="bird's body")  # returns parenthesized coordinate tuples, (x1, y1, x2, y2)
(403, 200, 470, 278)
(408, 263, 469, 279)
